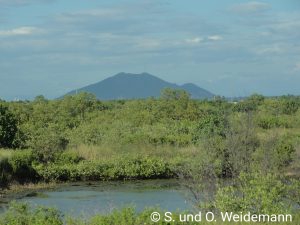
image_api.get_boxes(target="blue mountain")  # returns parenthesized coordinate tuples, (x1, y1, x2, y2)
(65, 72, 214, 100)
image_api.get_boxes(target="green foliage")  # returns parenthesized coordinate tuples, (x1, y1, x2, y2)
(233, 101, 256, 113)
(288, 179, 300, 205)
(0, 150, 39, 185)
(2, 203, 300, 225)
(8, 150, 38, 182)
(0, 92, 299, 225)
(280, 97, 299, 115)
(256, 115, 293, 129)
(222, 113, 259, 177)
(0, 156, 12, 187)
(34, 157, 173, 182)
(87, 207, 137, 225)
(215, 172, 291, 214)
(54, 151, 83, 164)
(62, 92, 98, 120)
(1, 92, 299, 198)
(275, 139, 295, 167)
(0, 104, 19, 148)
(3, 92, 298, 152)
(233, 94, 265, 113)
(195, 112, 228, 138)
(247, 93, 265, 104)
(0, 202, 62, 225)
(28, 125, 69, 163)
(160, 88, 190, 101)
(251, 136, 297, 177)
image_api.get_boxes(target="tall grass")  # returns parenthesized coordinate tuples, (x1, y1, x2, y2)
(0, 149, 12, 160)
(68, 144, 200, 163)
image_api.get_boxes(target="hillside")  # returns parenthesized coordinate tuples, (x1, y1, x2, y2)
(65, 72, 214, 100)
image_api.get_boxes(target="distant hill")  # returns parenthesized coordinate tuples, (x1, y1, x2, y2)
(64, 72, 214, 100)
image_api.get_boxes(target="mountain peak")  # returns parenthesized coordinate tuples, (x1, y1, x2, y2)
(65, 72, 214, 100)
(114, 72, 157, 79)
(182, 83, 197, 87)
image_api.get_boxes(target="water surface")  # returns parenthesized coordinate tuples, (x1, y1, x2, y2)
(1, 180, 193, 217)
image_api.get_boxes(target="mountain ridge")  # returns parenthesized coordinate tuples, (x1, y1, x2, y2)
(65, 72, 214, 100)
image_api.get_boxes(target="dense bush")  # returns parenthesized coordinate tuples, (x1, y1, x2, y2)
(3, 92, 299, 151)
(34, 157, 174, 182)
(0, 202, 62, 225)
(256, 115, 293, 129)
(195, 112, 228, 138)
(27, 125, 69, 163)
(0, 105, 19, 148)
(8, 150, 38, 182)
(53, 151, 83, 164)
(0, 156, 12, 187)
(275, 139, 296, 168)
(280, 98, 299, 115)
(214, 172, 293, 214)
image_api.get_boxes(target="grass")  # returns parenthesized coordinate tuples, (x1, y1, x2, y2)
(69, 144, 199, 163)
(66, 144, 200, 175)
(0, 149, 12, 160)
(1, 145, 199, 191)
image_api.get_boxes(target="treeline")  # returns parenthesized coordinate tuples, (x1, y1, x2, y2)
(1, 90, 299, 151)
(0, 89, 299, 183)
(0, 90, 299, 179)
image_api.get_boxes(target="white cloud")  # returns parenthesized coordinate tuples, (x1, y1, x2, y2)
(185, 37, 203, 44)
(272, 20, 300, 32)
(254, 45, 283, 55)
(0, 26, 39, 36)
(230, 1, 270, 14)
(57, 9, 122, 23)
(207, 35, 223, 41)
(0, 0, 53, 6)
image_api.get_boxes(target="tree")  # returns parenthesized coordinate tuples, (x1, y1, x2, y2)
(247, 93, 265, 105)
(215, 172, 291, 214)
(160, 88, 190, 102)
(0, 105, 18, 148)
(159, 88, 191, 120)
(223, 113, 259, 177)
(61, 92, 97, 120)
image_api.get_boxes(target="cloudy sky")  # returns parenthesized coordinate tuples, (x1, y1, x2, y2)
(0, 0, 300, 100)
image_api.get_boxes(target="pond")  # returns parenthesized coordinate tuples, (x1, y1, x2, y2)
(0, 180, 194, 217)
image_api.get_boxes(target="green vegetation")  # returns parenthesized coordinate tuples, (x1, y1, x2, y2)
(1, 89, 300, 223)
(0, 105, 19, 149)
(1, 202, 300, 225)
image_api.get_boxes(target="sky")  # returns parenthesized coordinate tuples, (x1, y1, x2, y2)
(0, 0, 300, 100)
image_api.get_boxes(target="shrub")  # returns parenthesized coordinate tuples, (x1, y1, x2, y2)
(28, 126, 69, 163)
(194, 112, 228, 139)
(54, 151, 83, 164)
(215, 172, 290, 214)
(0, 156, 12, 187)
(34, 157, 174, 182)
(275, 139, 295, 168)
(0, 202, 63, 225)
(8, 150, 38, 182)
(256, 115, 293, 129)
(0, 105, 19, 148)
(281, 99, 299, 115)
